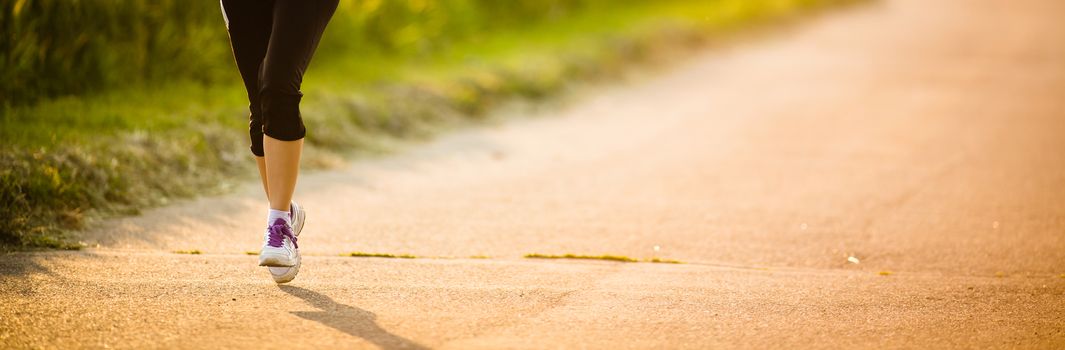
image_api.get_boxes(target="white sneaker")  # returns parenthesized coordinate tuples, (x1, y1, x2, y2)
(269, 202, 305, 283)
(258, 206, 299, 267)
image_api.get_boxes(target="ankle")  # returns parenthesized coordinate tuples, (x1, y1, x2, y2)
(267, 208, 291, 226)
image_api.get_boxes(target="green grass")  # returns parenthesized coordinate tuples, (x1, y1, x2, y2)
(524, 253, 640, 263)
(344, 252, 418, 259)
(336, 252, 679, 263)
(524, 253, 685, 263)
(0, 0, 861, 248)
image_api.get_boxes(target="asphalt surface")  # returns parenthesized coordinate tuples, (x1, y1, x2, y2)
(3, 0, 1065, 348)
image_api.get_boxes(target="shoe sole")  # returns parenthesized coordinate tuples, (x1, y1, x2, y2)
(269, 252, 300, 283)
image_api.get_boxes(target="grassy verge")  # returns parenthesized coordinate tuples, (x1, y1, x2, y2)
(345, 252, 418, 259)
(173, 250, 203, 255)
(0, 0, 860, 248)
(525, 253, 682, 264)
(525, 253, 639, 263)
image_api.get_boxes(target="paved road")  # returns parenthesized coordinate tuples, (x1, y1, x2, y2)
(3, 0, 1064, 348)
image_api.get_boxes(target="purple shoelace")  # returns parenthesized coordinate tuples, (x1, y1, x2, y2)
(266, 218, 297, 249)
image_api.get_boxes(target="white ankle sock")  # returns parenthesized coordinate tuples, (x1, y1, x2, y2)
(267, 209, 291, 226)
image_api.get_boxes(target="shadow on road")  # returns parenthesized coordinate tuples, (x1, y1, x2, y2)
(279, 285, 430, 350)
(0, 252, 50, 278)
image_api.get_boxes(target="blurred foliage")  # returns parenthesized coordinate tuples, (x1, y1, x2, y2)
(0, 0, 634, 105)
(1, 0, 229, 104)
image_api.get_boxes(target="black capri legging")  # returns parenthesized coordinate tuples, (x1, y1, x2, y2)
(221, 0, 339, 156)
